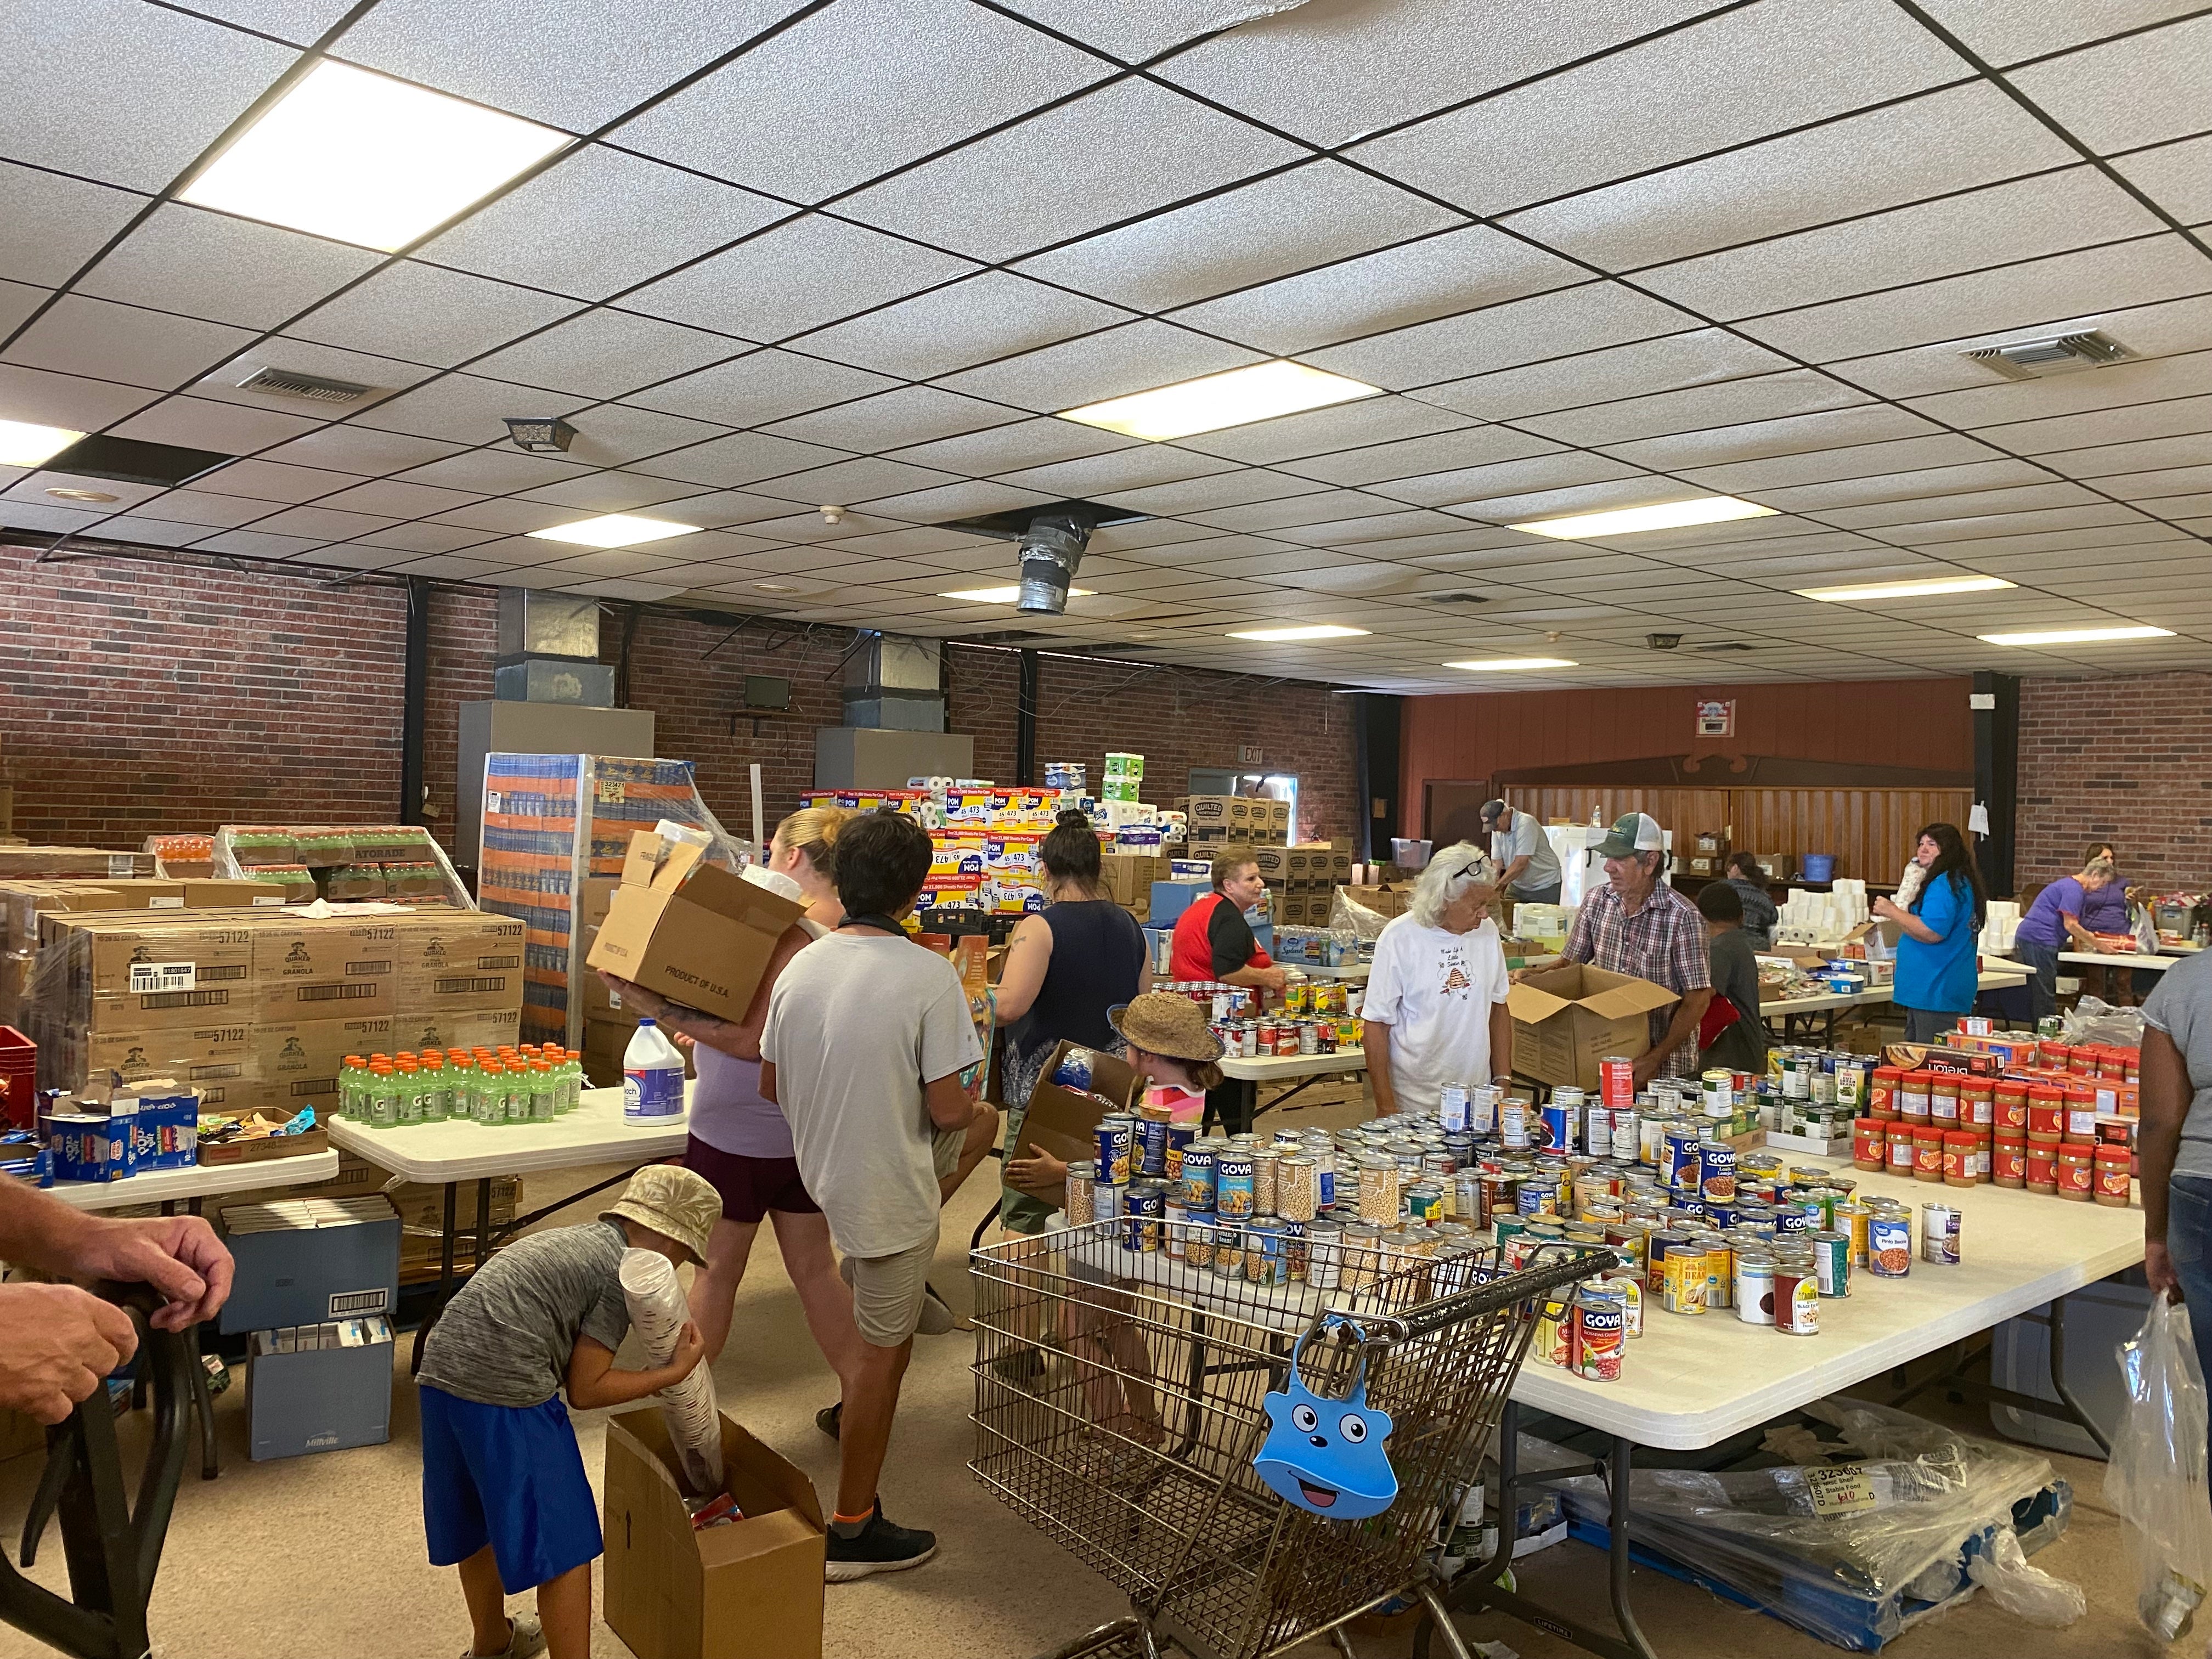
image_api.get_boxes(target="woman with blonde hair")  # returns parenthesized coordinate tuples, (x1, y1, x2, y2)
(597, 804, 866, 1375)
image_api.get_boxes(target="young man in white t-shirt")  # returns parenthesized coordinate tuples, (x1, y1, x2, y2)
(761, 810, 985, 1580)
(1361, 843, 1514, 1116)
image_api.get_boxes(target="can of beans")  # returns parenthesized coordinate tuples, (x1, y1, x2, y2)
(1136, 1111, 1171, 1178)
(1064, 1159, 1098, 1224)
(1404, 1181, 1444, 1224)
(1921, 1202, 1961, 1265)
(1500, 1099, 1530, 1152)
(1244, 1218, 1288, 1285)
(1165, 1122, 1195, 1180)
(1868, 1212, 1912, 1278)
(1810, 1231, 1850, 1297)
(1094, 1115, 1135, 1186)
(1699, 1141, 1738, 1203)
(1575, 1287, 1627, 1381)
(1835, 1200, 1872, 1267)
(1773, 1265, 1820, 1334)
(1305, 1218, 1342, 1289)
(1214, 1150, 1255, 1218)
(1662, 1248, 1708, 1314)
(1122, 1181, 1165, 1251)
(1178, 1144, 1216, 1210)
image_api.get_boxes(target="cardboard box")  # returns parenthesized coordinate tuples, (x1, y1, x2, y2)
(587, 834, 805, 1023)
(219, 1194, 399, 1333)
(1506, 964, 1679, 1091)
(1340, 884, 1408, 918)
(198, 1103, 330, 1166)
(1098, 854, 1170, 906)
(603, 1408, 826, 1659)
(584, 1015, 699, 1088)
(1181, 795, 1256, 833)
(0, 847, 157, 881)
(246, 1328, 392, 1461)
(1330, 850, 1353, 882)
(1006, 1039, 1139, 1201)
(1251, 846, 1290, 881)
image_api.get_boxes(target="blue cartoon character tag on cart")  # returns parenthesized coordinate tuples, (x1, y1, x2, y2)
(1254, 1316, 1397, 1519)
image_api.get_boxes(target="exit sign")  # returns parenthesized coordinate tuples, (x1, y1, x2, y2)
(1238, 744, 1262, 764)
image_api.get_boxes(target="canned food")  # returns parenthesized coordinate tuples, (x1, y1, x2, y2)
(1611, 1109, 1640, 1163)
(1699, 1141, 1737, 1203)
(1575, 1288, 1627, 1381)
(1662, 1248, 1708, 1315)
(1164, 1200, 1188, 1260)
(1404, 1181, 1444, 1223)
(1500, 1099, 1530, 1152)
(1736, 1254, 1775, 1324)
(1701, 1068, 1734, 1118)
(1277, 1155, 1319, 1221)
(1094, 1114, 1135, 1185)
(1599, 1056, 1636, 1110)
(1064, 1159, 1098, 1224)
(1251, 1148, 1279, 1215)
(1215, 1150, 1256, 1218)
(1835, 1200, 1871, 1268)
(1356, 1155, 1398, 1225)
(1122, 1181, 1165, 1252)
(1094, 1180, 1122, 1223)
(1921, 1203, 1961, 1265)
(1165, 1122, 1195, 1180)
(1537, 1102, 1572, 1154)
(1209, 1222, 1240, 1276)
(1516, 1180, 1558, 1218)
(1665, 1125, 1703, 1193)
(1868, 1212, 1912, 1277)
(1136, 1110, 1171, 1177)
(1179, 1144, 1216, 1210)
(1306, 1218, 1342, 1289)
(1773, 1265, 1820, 1334)
(1281, 1218, 1308, 1282)
(1810, 1231, 1850, 1297)
(1440, 1081, 1470, 1135)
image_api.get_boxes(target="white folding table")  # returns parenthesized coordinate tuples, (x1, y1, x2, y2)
(330, 1088, 689, 1360)
(1437, 1155, 2145, 1659)
(1214, 1047, 1366, 1133)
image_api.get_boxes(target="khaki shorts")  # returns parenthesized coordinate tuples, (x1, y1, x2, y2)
(846, 1230, 939, 1348)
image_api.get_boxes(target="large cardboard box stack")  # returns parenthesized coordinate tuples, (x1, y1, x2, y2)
(1099, 852, 1170, 922)
(27, 910, 524, 1113)
(1505, 964, 1679, 1091)
(0, 877, 278, 1027)
(1275, 842, 1340, 927)
(0, 847, 159, 881)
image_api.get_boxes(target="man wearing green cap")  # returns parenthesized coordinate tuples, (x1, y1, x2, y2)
(1549, 812, 1713, 1088)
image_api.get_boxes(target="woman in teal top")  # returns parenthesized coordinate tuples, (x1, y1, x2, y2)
(1873, 823, 1988, 1043)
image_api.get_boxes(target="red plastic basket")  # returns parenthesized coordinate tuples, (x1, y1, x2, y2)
(0, 1027, 33, 1131)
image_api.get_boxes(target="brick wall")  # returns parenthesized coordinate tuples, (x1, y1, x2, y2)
(2018, 670, 2212, 891)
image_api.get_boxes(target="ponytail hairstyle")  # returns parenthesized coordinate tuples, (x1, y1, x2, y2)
(1041, 809, 1105, 897)
(771, 805, 851, 875)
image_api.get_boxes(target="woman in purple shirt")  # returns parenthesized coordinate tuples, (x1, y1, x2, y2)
(598, 806, 861, 1383)
(2013, 856, 2117, 1022)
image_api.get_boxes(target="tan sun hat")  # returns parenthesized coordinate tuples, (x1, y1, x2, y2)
(1108, 992, 1225, 1065)
(602, 1164, 720, 1265)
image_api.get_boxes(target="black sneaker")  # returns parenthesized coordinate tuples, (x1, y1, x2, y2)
(824, 1500, 937, 1582)
(816, 1401, 842, 1440)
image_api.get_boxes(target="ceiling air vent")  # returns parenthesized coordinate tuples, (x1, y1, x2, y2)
(1962, 330, 2128, 381)
(235, 366, 376, 404)
(1427, 592, 1489, 606)
(1694, 641, 1762, 652)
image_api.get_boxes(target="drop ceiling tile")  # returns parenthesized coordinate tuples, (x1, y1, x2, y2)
(613, 0, 1112, 202)
(793, 273, 1131, 381)
(1184, 489, 1410, 533)
(1979, 391, 2212, 456)
(1273, 508, 1485, 546)
(172, 0, 357, 44)
(1175, 395, 1481, 465)
(2113, 135, 2212, 228)
(1365, 452, 1649, 510)
(1735, 234, 2212, 362)
(382, 552, 509, 578)
(625, 431, 853, 489)
(552, 404, 733, 469)
(1447, 476, 1718, 527)
(191, 340, 438, 415)
(433, 498, 595, 535)
(622, 216, 979, 342)
(620, 347, 902, 428)
(3, 295, 254, 391)
(1876, 502, 2155, 544)
(301, 539, 439, 568)
(1, 469, 167, 512)
(352, 374, 586, 446)
(288, 264, 584, 369)
(763, 387, 1024, 452)
(1680, 433, 2010, 493)
(1102, 471, 1336, 516)
(257, 425, 467, 476)
(419, 145, 791, 301)
(1748, 459, 2053, 512)
(888, 416, 1136, 476)
(2036, 432, 2212, 479)
(1172, 225, 1586, 357)
(75, 203, 381, 331)
(630, 488, 804, 528)
(1520, 369, 1870, 448)
(335, 0, 811, 131)
(107, 394, 324, 454)
(1911, 348, 2212, 432)
(1808, 481, 2102, 530)
(1347, 0, 1963, 215)
(992, 446, 1238, 498)
(1158, 0, 1720, 148)
(0, 162, 147, 287)
(837, 79, 1304, 263)
(1015, 162, 1464, 313)
(1276, 426, 1561, 489)
(1302, 283, 1700, 393)
(1608, 404, 1940, 469)
(1641, 170, 2165, 322)
(751, 456, 963, 506)
(188, 528, 329, 560)
(0, 278, 48, 341)
(1411, 329, 1793, 424)
(2005, 13, 2212, 154)
(62, 514, 199, 549)
(1831, 293, 2212, 402)
(248, 504, 400, 541)
(933, 320, 1262, 413)
(394, 448, 594, 494)
(317, 477, 484, 518)
(0, 0, 295, 192)
(127, 488, 289, 528)
(466, 308, 745, 401)
(520, 472, 724, 514)
(188, 456, 362, 503)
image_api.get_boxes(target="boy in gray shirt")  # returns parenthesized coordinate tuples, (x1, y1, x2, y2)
(416, 1165, 718, 1659)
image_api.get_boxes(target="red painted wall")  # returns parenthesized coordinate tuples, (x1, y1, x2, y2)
(1399, 679, 1975, 832)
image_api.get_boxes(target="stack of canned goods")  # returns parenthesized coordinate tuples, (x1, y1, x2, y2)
(1153, 977, 1363, 1060)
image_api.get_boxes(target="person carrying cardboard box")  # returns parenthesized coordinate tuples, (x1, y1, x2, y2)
(414, 1166, 716, 1659)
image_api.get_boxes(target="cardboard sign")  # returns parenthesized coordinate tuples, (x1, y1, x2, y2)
(1007, 1039, 1139, 1201)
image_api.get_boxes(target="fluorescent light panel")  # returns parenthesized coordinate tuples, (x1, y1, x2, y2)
(0, 419, 86, 468)
(1512, 496, 1776, 539)
(528, 514, 698, 549)
(938, 585, 1094, 603)
(1445, 657, 1578, 670)
(1226, 624, 1371, 641)
(180, 61, 567, 251)
(1978, 625, 2175, 645)
(1797, 574, 2015, 602)
(1060, 361, 1380, 441)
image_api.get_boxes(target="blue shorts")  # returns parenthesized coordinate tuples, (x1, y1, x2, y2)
(420, 1385, 601, 1590)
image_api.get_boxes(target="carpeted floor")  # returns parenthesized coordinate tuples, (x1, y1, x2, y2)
(0, 1083, 2163, 1658)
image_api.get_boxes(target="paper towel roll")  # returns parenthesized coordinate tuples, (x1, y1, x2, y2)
(618, 1249, 723, 1492)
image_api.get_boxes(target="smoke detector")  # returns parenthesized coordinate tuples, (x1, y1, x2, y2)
(820, 505, 845, 525)
(1963, 330, 2128, 380)
(235, 366, 376, 404)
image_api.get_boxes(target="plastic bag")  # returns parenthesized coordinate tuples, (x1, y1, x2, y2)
(2058, 994, 2147, 1048)
(1965, 1526, 2084, 1627)
(1328, 887, 1389, 951)
(2136, 902, 2162, 959)
(2107, 1295, 2212, 1642)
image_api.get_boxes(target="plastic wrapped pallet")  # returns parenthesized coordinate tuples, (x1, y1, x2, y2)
(617, 1248, 721, 1493)
(478, 755, 751, 1048)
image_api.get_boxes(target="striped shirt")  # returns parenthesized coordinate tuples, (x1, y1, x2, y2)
(1561, 880, 1712, 1079)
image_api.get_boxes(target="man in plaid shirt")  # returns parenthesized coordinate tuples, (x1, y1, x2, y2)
(1555, 813, 1714, 1086)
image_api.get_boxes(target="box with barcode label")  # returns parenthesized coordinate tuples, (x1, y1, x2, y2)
(219, 1193, 399, 1336)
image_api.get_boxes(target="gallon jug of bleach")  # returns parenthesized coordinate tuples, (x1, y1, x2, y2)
(623, 1018, 686, 1127)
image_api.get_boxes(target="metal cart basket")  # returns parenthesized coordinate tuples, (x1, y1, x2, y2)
(971, 1219, 1607, 1659)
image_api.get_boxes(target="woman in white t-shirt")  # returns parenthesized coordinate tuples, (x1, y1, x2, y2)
(1362, 843, 1514, 1116)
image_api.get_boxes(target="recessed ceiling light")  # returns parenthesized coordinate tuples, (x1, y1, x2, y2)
(1511, 497, 1777, 539)
(46, 487, 119, 503)
(1978, 625, 2176, 646)
(1060, 361, 1381, 441)
(527, 514, 698, 549)
(939, 585, 1095, 603)
(1225, 624, 1372, 641)
(0, 419, 86, 468)
(1445, 657, 1579, 671)
(178, 60, 567, 251)
(1796, 574, 2016, 602)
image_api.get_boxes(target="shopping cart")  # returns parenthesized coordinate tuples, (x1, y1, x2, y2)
(971, 1219, 1609, 1659)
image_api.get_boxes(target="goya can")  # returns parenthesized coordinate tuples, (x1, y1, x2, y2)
(1165, 1122, 1195, 1180)
(1699, 1141, 1738, 1203)
(1921, 1202, 1961, 1265)
(1665, 1125, 1703, 1192)
(1810, 1230, 1850, 1297)
(1868, 1212, 1912, 1278)
(1094, 1114, 1135, 1186)
(1136, 1111, 1171, 1177)
(1575, 1287, 1627, 1381)
(1179, 1144, 1216, 1210)
(1121, 1181, 1165, 1252)
(1214, 1149, 1256, 1218)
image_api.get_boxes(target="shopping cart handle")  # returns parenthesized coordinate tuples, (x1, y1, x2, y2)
(0, 1282, 194, 1659)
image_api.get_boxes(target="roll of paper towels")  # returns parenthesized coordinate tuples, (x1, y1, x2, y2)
(618, 1249, 723, 1492)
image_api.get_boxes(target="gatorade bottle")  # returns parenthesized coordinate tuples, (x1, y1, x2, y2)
(559, 1049, 582, 1114)
(474, 1059, 504, 1124)
(396, 1058, 425, 1125)
(450, 1053, 478, 1123)
(368, 1063, 399, 1129)
(622, 1018, 686, 1127)
(340, 1056, 367, 1121)
(530, 1060, 558, 1123)
(422, 1053, 450, 1122)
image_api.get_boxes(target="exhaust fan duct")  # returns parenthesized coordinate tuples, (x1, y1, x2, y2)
(1016, 511, 1092, 616)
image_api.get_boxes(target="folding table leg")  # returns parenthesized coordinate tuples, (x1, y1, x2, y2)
(410, 1180, 462, 1372)
(2046, 1293, 2110, 1456)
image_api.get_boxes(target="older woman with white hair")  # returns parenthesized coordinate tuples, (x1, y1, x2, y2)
(1361, 842, 1515, 1116)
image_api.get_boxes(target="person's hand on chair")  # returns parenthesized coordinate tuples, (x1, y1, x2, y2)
(65, 1215, 233, 1330)
(0, 1283, 138, 1423)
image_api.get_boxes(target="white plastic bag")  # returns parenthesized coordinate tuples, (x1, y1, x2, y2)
(618, 1249, 723, 1493)
(1965, 1526, 2084, 1627)
(2107, 1296, 2212, 1641)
